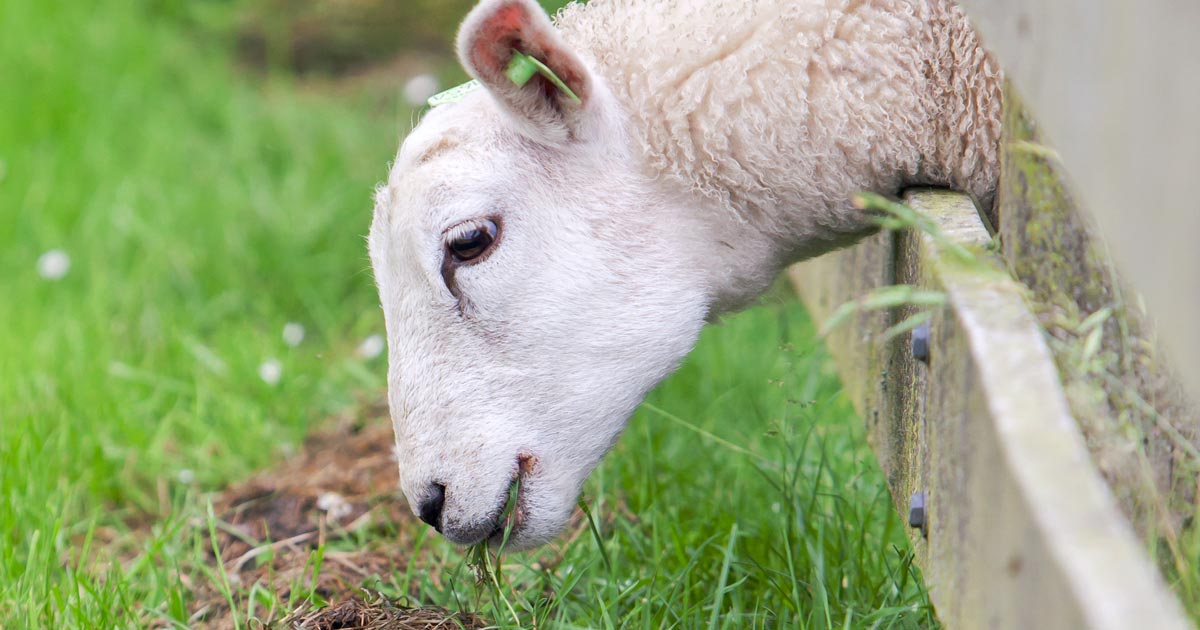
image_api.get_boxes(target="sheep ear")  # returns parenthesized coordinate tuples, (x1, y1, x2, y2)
(457, 0, 594, 142)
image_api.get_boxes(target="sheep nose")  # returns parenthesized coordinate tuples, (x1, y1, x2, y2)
(416, 483, 446, 531)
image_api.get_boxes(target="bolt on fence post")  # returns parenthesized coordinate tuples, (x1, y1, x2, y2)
(909, 491, 928, 538)
(911, 321, 931, 364)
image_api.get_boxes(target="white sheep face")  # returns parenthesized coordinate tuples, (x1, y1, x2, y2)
(368, 0, 710, 549)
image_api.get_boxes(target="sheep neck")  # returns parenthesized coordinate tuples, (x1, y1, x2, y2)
(557, 0, 1002, 316)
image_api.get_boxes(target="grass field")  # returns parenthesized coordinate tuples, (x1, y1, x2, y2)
(0, 1, 934, 627)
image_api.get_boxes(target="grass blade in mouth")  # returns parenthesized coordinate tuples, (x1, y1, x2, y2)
(470, 476, 521, 577)
(497, 475, 522, 549)
(468, 476, 523, 627)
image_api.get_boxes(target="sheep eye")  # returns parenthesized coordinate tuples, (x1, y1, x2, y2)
(446, 219, 498, 263)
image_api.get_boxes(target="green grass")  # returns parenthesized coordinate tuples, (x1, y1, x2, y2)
(0, 1, 932, 627)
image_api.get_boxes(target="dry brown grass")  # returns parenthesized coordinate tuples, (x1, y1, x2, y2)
(283, 595, 487, 630)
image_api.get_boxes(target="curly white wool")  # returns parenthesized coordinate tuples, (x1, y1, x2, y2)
(554, 0, 1002, 246)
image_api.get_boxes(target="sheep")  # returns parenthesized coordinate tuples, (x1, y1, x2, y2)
(367, 0, 1002, 549)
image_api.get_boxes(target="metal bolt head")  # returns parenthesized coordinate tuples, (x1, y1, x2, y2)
(911, 322, 931, 363)
(909, 491, 927, 534)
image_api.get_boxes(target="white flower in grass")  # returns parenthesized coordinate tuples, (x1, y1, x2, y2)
(37, 249, 70, 280)
(282, 322, 305, 347)
(258, 358, 282, 386)
(356, 334, 385, 360)
(317, 491, 353, 522)
(177, 469, 195, 484)
(403, 73, 441, 107)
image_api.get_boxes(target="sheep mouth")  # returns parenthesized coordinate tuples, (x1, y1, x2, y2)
(486, 454, 536, 546)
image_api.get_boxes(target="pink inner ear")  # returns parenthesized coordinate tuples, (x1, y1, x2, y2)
(467, 0, 589, 102)
(470, 3, 532, 81)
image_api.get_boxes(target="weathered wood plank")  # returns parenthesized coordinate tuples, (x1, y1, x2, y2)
(789, 190, 1190, 629)
(997, 88, 1197, 538)
(954, 0, 1200, 405)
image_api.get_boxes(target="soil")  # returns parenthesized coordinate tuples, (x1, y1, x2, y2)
(174, 404, 488, 629)
(213, 409, 407, 563)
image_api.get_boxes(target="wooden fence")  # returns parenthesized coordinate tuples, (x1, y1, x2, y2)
(788, 3, 1200, 626)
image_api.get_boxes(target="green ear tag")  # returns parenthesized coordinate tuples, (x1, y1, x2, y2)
(505, 50, 582, 104)
(426, 50, 581, 108)
(505, 52, 541, 87)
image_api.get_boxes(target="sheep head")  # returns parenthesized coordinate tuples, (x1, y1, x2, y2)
(368, 0, 711, 549)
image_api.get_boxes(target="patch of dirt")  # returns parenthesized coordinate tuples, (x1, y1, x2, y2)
(213, 410, 407, 563)
(173, 405, 486, 629)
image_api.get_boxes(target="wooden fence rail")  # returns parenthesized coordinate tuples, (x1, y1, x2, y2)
(789, 190, 1191, 629)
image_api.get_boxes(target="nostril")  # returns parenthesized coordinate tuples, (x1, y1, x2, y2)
(416, 483, 446, 532)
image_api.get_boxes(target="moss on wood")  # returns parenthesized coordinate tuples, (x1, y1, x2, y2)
(998, 85, 1199, 549)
